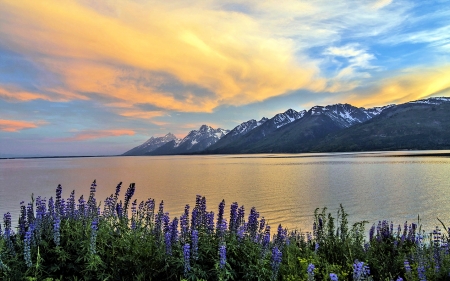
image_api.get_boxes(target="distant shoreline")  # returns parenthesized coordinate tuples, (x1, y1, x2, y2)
(2, 150, 450, 160)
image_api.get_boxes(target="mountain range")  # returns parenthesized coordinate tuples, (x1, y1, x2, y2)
(122, 97, 450, 155)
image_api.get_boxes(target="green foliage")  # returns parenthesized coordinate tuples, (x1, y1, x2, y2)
(2, 183, 450, 280)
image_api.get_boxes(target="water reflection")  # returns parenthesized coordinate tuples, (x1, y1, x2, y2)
(1, 151, 450, 233)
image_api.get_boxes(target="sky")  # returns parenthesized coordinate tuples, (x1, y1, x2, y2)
(1, 0, 450, 157)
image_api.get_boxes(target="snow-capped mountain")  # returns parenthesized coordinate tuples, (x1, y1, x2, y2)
(272, 109, 307, 128)
(122, 133, 179, 156)
(308, 104, 383, 128)
(206, 117, 268, 151)
(229, 117, 269, 137)
(408, 97, 450, 105)
(149, 125, 230, 155)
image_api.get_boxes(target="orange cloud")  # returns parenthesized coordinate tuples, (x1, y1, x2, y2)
(0, 119, 39, 132)
(0, 0, 325, 114)
(54, 129, 135, 142)
(347, 65, 450, 107)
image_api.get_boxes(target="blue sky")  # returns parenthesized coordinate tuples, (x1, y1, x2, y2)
(1, 0, 449, 156)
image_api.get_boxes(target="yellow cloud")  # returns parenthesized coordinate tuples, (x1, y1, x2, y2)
(347, 65, 450, 107)
(0, 0, 325, 114)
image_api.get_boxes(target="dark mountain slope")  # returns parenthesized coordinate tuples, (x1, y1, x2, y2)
(311, 101, 450, 152)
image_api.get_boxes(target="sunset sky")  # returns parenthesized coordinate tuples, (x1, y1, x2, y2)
(1, 0, 449, 157)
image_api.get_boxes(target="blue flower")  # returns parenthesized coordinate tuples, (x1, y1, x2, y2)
(219, 243, 227, 269)
(353, 260, 370, 280)
(271, 246, 282, 280)
(90, 218, 98, 254)
(307, 263, 315, 280)
(330, 273, 338, 281)
(183, 243, 191, 275)
(191, 229, 199, 260)
(229, 202, 238, 232)
(217, 199, 225, 231)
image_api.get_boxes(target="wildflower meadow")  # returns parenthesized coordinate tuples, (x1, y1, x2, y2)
(1, 181, 450, 280)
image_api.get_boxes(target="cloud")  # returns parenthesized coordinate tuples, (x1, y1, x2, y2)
(347, 65, 450, 107)
(53, 129, 135, 142)
(0, 119, 40, 132)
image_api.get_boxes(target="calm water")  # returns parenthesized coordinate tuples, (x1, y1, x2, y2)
(1, 151, 450, 233)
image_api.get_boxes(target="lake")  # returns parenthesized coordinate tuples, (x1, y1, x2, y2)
(1, 151, 450, 234)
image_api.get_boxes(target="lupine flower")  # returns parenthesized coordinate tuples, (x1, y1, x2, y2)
(330, 273, 338, 281)
(90, 218, 98, 255)
(19, 201, 27, 237)
(275, 224, 286, 247)
(271, 246, 282, 280)
(262, 225, 271, 248)
(114, 182, 122, 200)
(237, 224, 246, 241)
(78, 195, 86, 218)
(170, 218, 179, 245)
(183, 244, 191, 275)
(217, 199, 225, 231)
(229, 202, 238, 232)
(219, 243, 226, 269)
(248, 207, 259, 240)
(369, 224, 375, 241)
(259, 217, 266, 233)
(237, 205, 245, 228)
(404, 260, 411, 274)
(307, 263, 315, 281)
(3, 212, 15, 254)
(116, 201, 123, 218)
(165, 231, 172, 255)
(191, 229, 199, 260)
(27, 202, 34, 225)
(24, 225, 33, 267)
(123, 183, 136, 212)
(353, 260, 370, 280)
(206, 211, 215, 234)
(396, 278, 403, 281)
(53, 214, 61, 246)
(67, 190, 76, 218)
(191, 208, 199, 231)
(180, 213, 189, 242)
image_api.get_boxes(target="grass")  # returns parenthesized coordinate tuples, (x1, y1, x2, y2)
(1, 181, 450, 280)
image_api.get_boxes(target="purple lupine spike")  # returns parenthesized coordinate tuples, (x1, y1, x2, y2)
(114, 182, 122, 200)
(353, 260, 370, 281)
(27, 202, 34, 225)
(47, 197, 55, 218)
(24, 226, 33, 267)
(307, 263, 315, 281)
(138, 201, 145, 220)
(180, 214, 189, 243)
(90, 217, 98, 255)
(170, 218, 179, 245)
(55, 184, 62, 209)
(183, 244, 191, 276)
(116, 201, 123, 219)
(154, 201, 164, 239)
(229, 202, 238, 233)
(165, 231, 172, 255)
(329, 273, 338, 281)
(19, 201, 27, 237)
(248, 207, 259, 241)
(67, 190, 76, 218)
(191, 208, 199, 231)
(262, 225, 271, 254)
(275, 224, 286, 247)
(131, 199, 137, 218)
(53, 215, 60, 246)
(163, 213, 170, 235)
(206, 211, 215, 234)
(146, 198, 155, 223)
(217, 219, 228, 238)
(369, 224, 375, 241)
(259, 217, 266, 233)
(271, 246, 282, 280)
(191, 229, 199, 260)
(123, 183, 136, 213)
(78, 195, 85, 218)
(237, 223, 246, 241)
(217, 199, 225, 231)
(59, 198, 66, 218)
(200, 196, 207, 226)
(237, 205, 245, 227)
(219, 243, 226, 269)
